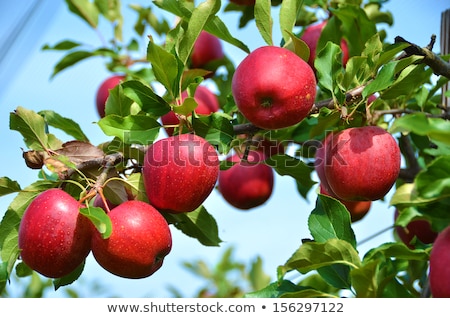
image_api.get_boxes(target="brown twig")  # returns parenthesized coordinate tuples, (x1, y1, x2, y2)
(395, 35, 450, 79)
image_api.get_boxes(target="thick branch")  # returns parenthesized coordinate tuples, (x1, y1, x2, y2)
(395, 35, 450, 79)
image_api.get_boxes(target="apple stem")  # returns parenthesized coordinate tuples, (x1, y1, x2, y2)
(242, 133, 254, 162)
(78, 153, 124, 206)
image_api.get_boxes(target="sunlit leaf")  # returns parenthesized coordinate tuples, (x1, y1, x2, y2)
(38, 110, 89, 141)
(0, 178, 21, 197)
(98, 114, 161, 145)
(309, 194, 356, 248)
(80, 206, 112, 239)
(280, 238, 361, 276)
(254, 0, 273, 46)
(121, 80, 171, 117)
(163, 205, 222, 247)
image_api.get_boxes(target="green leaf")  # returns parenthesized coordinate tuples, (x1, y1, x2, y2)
(79, 207, 112, 239)
(38, 110, 89, 141)
(285, 31, 310, 62)
(65, 0, 99, 28)
(254, 0, 273, 46)
(98, 114, 161, 145)
(350, 260, 379, 297)
(332, 5, 377, 58)
(121, 80, 171, 117)
(147, 39, 182, 97)
(42, 40, 82, 51)
(415, 155, 450, 200)
(53, 261, 85, 290)
(308, 194, 357, 248)
(279, 0, 302, 45)
(0, 177, 21, 197)
(163, 205, 222, 247)
(10, 107, 63, 151)
(265, 154, 315, 199)
(381, 63, 431, 99)
(245, 279, 337, 298)
(192, 112, 234, 153)
(50, 50, 95, 78)
(104, 84, 135, 117)
(279, 238, 361, 277)
(390, 113, 450, 146)
(177, 0, 221, 65)
(390, 183, 437, 206)
(317, 264, 352, 290)
(362, 61, 397, 98)
(154, 0, 249, 53)
(363, 242, 430, 263)
(173, 97, 198, 116)
(315, 42, 344, 97)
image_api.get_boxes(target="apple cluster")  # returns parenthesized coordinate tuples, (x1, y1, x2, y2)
(18, 132, 220, 279)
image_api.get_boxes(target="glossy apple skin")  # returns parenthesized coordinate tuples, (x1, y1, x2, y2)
(232, 46, 316, 130)
(161, 86, 220, 136)
(91, 200, 172, 279)
(95, 75, 125, 118)
(429, 225, 450, 297)
(300, 20, 349, 71)
(320, 185, 371, 223)
(394, 210, 437, 249)
(314, 133, 337, 197)
(190, 31, 224, 69)
(18, 188, 92, 278)
(218, 150, 274, 210)
(143, 134, 219, 213)
(324, 126, 401, 202)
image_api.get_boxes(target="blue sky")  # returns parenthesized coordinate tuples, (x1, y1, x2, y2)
(0, 1, 448, 297)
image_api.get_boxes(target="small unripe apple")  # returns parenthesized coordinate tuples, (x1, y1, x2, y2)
(218, 150, 274, 210)
(300, 20, 349, 71)
(394, 209, 437, 249)
(324, 126, 401, 201)
(161, 85, 220, 136)
(232, 46, 316, 130)
(96, 75, 125, 118)
(143, 134, 220, 213)
(91, 200, 172, 279)
(429, 225, 450, 297)
(18, 188, 92, 278)
(190, 31, 224, 70)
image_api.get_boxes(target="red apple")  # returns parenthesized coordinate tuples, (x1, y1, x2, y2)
(314, 133, 337, 197)
(231, 46, 316, 130)
(18, 188, 92, 278)
(91, 200, 172, 279)
(394, 209, 437, 249)
(218, 150, 274, 210)
(324, 126, 401, 201)
(161, 85, 220, 136)
(95, 75, 125, 118)
(143, 134, 219, 213)
(190, 31, 224, 70)
(429, 225, 450, 297)
(300, 20, 349, 71)
(319, 184, 371, 222)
